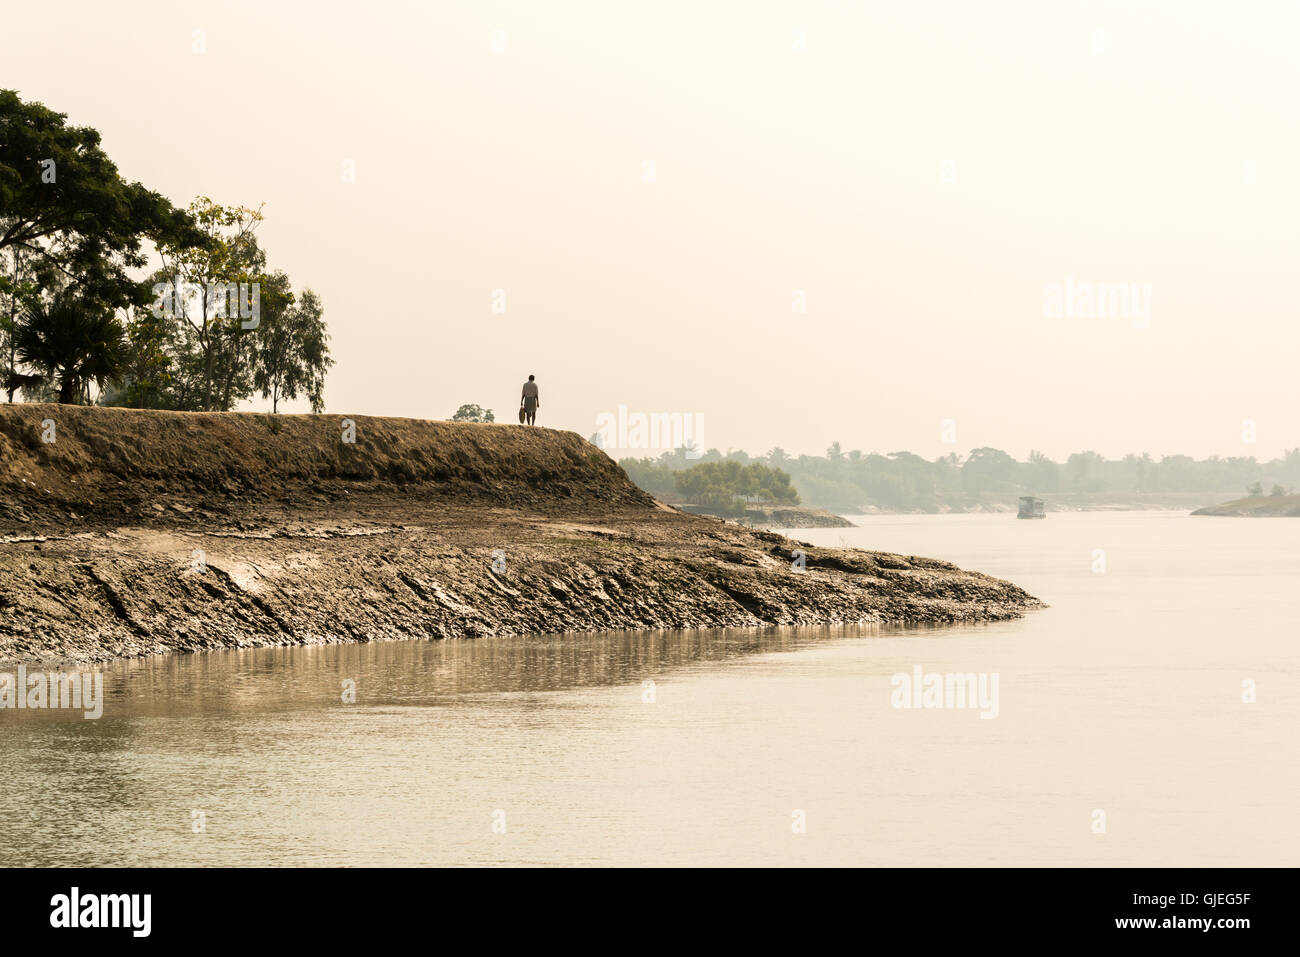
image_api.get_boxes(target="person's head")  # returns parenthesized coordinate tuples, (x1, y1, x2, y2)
(528, 375, 535, 381)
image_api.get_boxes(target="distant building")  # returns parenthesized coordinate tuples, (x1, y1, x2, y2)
(1018, 496, 1046, 519)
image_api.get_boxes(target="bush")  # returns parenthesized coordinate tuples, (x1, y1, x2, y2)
(451, 403, 495, 423)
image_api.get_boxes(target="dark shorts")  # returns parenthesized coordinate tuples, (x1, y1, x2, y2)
(523, 397, 538, 414)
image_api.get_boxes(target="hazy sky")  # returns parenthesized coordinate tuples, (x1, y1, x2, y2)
(6, 1, 1299, 460)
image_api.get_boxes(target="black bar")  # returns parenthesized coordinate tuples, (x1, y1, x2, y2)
(1, 867, 1288, 944)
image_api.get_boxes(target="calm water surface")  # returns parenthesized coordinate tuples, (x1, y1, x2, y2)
(2, 511, 1296, 866)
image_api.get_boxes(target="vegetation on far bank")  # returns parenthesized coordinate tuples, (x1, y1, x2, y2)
(622, 445, 1300, 513)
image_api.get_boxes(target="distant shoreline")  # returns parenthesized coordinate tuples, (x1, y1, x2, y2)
(831, 499, 1225, 516)
(678, 503, 855, 528)
(676, 499, 1224, 523)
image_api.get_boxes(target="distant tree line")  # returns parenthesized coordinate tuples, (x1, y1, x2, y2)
(621, 444, 1300, 512)
(1, 90, 332, 412)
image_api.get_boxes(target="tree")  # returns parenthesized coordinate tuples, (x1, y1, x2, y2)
(1269, 484, 1287, 497)
(0, 90, 204, 314)
(253, 286, 331, 413)
(1064, 450, 1107, 492)
(108, 303, 177, 409)
(153, 198, 265, 411)
(1247, 481, 1263, 497)
(962, 447, 1020, 493)
(2, 94, 331, 413)
(1026, 449, 1061, 493)
(15, 295, 127, 403)
(451, 403, 495, 423)
(1, 246, 40, 400)
(1282, 449, 1300, 488)
(674, 461, 800, 514)
(1, 92, 199, 401)
(213, 257, 288, 413)
(111, 207, 331, 414)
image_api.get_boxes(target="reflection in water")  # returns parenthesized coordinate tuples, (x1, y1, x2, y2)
(7, 622, 899, 720)
(115, 623, 884, 706)
(2, 623, 903, 867)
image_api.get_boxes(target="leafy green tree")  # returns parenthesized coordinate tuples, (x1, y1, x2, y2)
(674, 461, 799, 515)
(0, 90, 203, 314)
(2, 94, 330, 413)
(15, 295, 127, 403)
(107, 304, 177, 409)
(212, 258, 284, 413)
(1247, 481, 1263, 497)
(451, 403, 495, 423)
(122, 220, 327, 413)
(1, 247, 43, 400)
(153, 198, 265, 410)
(254, 286, 331, 413)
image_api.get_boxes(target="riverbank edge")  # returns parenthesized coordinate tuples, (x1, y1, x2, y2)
(0, 405, 1043, 666)
(1191, 494, 1300, 517)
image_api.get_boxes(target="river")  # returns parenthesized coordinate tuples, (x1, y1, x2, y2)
(1, 511, 1295, 866)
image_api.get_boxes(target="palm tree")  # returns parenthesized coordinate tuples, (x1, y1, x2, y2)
(16, 296, 129, 404)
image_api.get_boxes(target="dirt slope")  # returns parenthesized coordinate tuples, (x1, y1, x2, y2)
(0, 404, 651, 527)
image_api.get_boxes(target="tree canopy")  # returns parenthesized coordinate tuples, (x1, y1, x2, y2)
(0, 89, 204, 313)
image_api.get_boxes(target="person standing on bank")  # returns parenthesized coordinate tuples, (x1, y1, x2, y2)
(520, 375, 540, 425)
